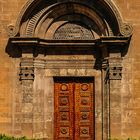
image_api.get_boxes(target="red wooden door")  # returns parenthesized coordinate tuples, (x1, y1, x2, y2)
(54, 77, 94, 140)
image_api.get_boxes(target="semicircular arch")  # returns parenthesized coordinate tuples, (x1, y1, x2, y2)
(32, 3, 109, 39)
(9, 0, 132, 38)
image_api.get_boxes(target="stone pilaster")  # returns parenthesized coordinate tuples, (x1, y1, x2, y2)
(109, 56, 123, 138)
(101, 58, 110, 140)
(20, 58, 34, 137)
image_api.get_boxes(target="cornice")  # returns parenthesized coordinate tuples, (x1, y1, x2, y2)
(9, 37, 130, 47)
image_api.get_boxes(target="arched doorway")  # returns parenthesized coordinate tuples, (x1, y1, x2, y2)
(6, 0, 132, 139)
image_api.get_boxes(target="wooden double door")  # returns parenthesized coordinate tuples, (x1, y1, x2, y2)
(54, 77, 94, 140)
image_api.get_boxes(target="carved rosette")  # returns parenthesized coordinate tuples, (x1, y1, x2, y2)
(120, 23, 133, 36)
(80, 127, 89, 136)
(7, 25, 15, 37)
(60, 84, 68, 91)
(81, 112, 89, 120)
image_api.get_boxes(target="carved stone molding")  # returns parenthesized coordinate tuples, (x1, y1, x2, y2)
(102, 59, 109, 70)
(8, 0, 38, 37)
(7, 25, 15, 37)
(104, 0, 133, 36)
(53, 22, 94, 40)
(101, 57, 123, 80)
(8, 0, 132, 37)
(101, 59, 109, 84)
(120, 23, 133, 36)
(19, 58, 34, 81)
(19, 67, 34, 81)
(108, 57, 122, 80)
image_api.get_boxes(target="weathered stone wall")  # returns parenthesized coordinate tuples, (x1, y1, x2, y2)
(33, 69, 54, 139)
(0, 0, 140, 139)
(0, 0, 27, 136)
(110, 0, 140, 138)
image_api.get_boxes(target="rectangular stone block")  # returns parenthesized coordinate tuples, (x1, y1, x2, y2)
(21, 123, 33, 138)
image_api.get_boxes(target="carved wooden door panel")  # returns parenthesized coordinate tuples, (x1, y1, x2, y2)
(54, 78, 94, 140)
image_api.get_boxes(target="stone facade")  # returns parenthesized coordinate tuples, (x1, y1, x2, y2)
(0, 0, 139, 139)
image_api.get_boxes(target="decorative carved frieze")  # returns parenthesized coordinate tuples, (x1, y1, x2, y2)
(22, 81, 33, 103)
(54, 23, 94, 40)
(101, 57, 123, 80)
(109, 57, 122, 80)
(19, 67, 34, 80)
(19, 58, 34, 81)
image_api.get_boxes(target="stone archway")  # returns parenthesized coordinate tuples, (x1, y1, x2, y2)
(6, 0, 132, 139)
